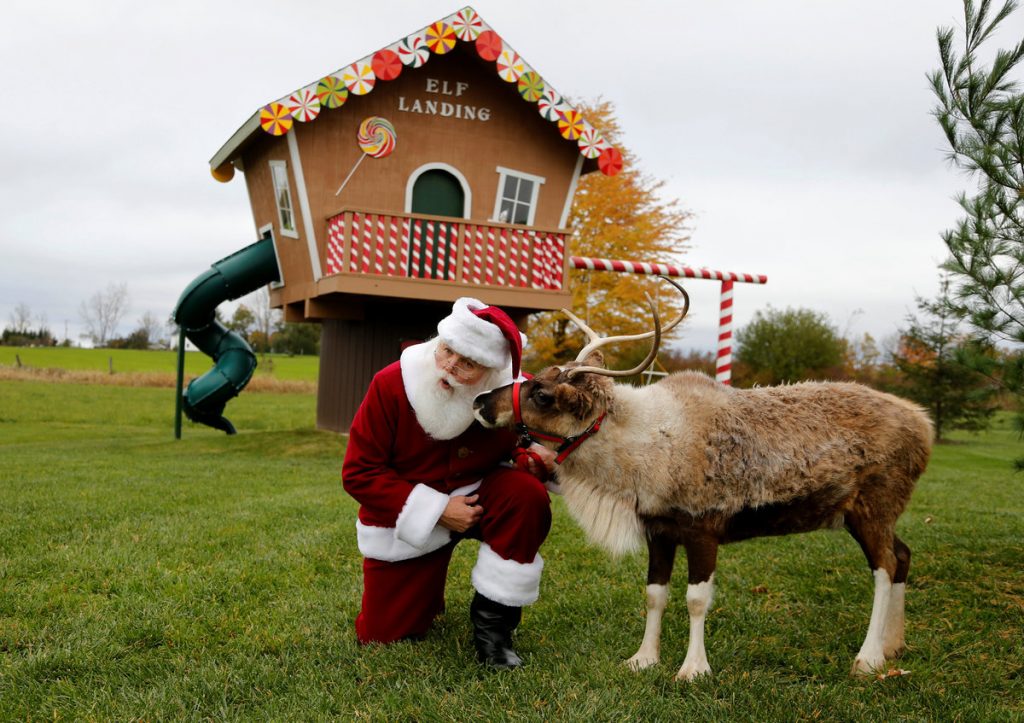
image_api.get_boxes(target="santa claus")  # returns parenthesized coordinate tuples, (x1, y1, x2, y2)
(342, 297, 554, 668)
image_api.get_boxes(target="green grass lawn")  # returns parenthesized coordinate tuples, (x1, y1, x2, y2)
(0, 346, 319, 382)
(1, 380, 1021, 720)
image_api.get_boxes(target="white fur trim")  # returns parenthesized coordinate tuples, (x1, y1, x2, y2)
(471, 542, 544, 606)
(395, 484, 450, 548)
(544, 479, 563, 495)
(355, 482, 482, 562)
(437, 297, 519, 370)
(356, 520, 451, 562)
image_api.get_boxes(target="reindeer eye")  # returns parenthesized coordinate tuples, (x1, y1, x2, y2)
(532, 389, 554, 408)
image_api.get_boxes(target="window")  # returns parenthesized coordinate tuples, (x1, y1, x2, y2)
(269, 160, 298, 238)
(492, 167, 545, 226)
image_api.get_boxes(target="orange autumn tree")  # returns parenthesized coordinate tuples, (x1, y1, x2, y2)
(524, 99, 693, 372)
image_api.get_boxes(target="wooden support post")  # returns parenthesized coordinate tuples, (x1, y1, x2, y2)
(174, 326, 185, 439)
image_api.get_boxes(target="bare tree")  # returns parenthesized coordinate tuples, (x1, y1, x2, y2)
(133, 309, 171, 348)
(80, 283, 129, 347)
(133, 309, 162, 346)
(248, 286, 281, 354)
(8, 302, 32, 334)
(166, 315, 181, 350)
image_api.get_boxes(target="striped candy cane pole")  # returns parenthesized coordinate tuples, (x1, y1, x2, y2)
(374, 214, 385, 274)
(519, 231, 531, 287)
(401, 218, 410, 276)
(496, 228, 508, 286)
(716, 280, 734, 385)
(434, 223, 446, 278)
(568, 256, 767, 285)
(387, 216, 399, 275)
(484, 227, 496, 285)
(326, 218, 343, 275)
(448, 224, 459, 281)
(471, 226, 484, 284)
(550, 234, 565, 289)
(362, 213, 373, 274)
(412, 219, 423, 277)
(348, 213, 360, 272)
(424, 223, 435, 279)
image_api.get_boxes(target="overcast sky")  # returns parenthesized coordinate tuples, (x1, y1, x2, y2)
(3, 0, 1021, 356)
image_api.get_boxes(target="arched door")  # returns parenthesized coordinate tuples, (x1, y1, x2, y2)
(411, 169, 464, 217)
(409, 169, 465, 279)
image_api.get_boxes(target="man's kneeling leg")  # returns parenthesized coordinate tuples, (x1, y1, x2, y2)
(355, 544, 454, 644)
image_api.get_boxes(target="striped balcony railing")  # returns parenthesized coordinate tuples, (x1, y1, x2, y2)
(324, 210, 567, 291)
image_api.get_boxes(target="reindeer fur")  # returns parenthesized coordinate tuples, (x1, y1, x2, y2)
(474, 362, 933, 681)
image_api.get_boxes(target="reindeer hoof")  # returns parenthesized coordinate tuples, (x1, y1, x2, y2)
(883, 636, 906, 660)
(625, 653, 659, 671)
(851, 655, 885, 676)
(675, 661, 712, 681)
(883, 643, 906, 660)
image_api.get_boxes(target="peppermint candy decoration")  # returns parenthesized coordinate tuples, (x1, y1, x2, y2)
(537, 87, 565, 121)
(577, 124, 604, 159)
(316, 75, 348, 109)
(343, 61, 375, 95)
(371, 49, 402, 81)
(598, 147, 624, 177)
(476, 30, 502, 61)
(517, 71, 544, 102)
(426, 21, 457, 54)
(259, 103, 293, 136)
(286, 88, 320, 123)
(557, 108, 584, 140)
(397, 35, 430, 68)
(496, 48, 524, 82)
(452, 8, 483, 40)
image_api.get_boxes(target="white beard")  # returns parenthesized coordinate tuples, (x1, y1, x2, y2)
(401, 339, 510, 441)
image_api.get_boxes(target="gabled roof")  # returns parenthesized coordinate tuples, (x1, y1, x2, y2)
(209, 6, 623, 178)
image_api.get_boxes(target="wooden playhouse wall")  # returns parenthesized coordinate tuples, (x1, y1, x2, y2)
(241, 43, 584, 304)
(238, 44, 584, 432)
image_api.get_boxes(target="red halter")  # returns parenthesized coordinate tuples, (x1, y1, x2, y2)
(511, 380, 606, 465)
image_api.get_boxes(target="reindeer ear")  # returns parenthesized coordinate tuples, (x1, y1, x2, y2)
(581, 350, 605, 368)
(555, 383, 594, 421)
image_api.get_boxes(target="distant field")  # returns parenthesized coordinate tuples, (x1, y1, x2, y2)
(0, 346, 319, 382)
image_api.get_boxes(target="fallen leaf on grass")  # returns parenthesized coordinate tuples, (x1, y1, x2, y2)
(876, 668, 911, 680)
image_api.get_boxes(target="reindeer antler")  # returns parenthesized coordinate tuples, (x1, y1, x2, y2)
(563, 276, 689, 363)
(567, 292, 663, 378)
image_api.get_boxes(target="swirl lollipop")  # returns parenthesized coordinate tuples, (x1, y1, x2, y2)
(357, 116, 397, 158)
(336, 116, 398, 196)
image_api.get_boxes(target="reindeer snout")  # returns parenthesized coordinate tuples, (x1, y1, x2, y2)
(472, 392, 495, 426)
(471, 391, 503, 426)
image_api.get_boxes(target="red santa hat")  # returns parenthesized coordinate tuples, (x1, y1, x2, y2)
(437, 297, 524, 378)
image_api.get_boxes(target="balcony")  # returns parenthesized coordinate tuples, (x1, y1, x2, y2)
(311, 208, 568, 308)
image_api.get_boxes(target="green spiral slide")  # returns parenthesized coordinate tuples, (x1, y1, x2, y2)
(173, 236, 281, 435)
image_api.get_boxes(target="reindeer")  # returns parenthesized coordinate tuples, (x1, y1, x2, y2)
(473, 281, 933, 681)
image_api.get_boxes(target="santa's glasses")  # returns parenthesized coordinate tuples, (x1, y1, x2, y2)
(434, 342, 485, 378)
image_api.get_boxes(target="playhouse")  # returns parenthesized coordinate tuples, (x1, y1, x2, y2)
(205, 6, 621, 433)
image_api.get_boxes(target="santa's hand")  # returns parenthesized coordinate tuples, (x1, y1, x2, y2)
(528, 443, 556, 473)
(439, 494, 483, 532)
(514, 443, 557, 482)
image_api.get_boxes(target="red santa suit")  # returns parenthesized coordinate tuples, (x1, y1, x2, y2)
(343, 334, 551, 645)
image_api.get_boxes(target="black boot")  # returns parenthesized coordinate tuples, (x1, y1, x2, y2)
(470, 592, 523, 669)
